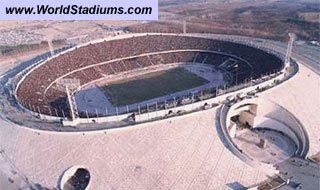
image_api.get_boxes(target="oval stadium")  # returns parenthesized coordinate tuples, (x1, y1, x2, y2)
(15, 34, 283, 120)
(0, 31, 319, 190)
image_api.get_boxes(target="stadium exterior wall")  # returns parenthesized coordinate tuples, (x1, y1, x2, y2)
(11, 32, 291, 127)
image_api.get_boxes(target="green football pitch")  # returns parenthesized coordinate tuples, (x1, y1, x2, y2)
(100, 67, 208, 106)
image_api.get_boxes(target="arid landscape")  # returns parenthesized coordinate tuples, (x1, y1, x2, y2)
(131, 0, 320, 41)
(1, 0, 319, 64)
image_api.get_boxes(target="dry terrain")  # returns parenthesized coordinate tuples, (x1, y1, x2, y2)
(130, 0, 320, 41)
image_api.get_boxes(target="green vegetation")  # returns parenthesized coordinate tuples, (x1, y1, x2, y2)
(101, 67, 208, 106)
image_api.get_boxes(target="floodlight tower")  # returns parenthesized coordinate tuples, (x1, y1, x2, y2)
(183, 20, 187, 34)
(56, 78, 80, 121)
(284, 33, 295, 69)
(47, 40, 54, 57)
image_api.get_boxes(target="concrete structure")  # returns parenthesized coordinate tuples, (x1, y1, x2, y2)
(0, 33, 319, 190)
(12, 33, 284, 126)
(60, 166, 91, 190)
(221, 98, 309, 158)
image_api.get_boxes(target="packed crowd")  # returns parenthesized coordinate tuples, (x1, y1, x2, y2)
(16, 34, 283, 117)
